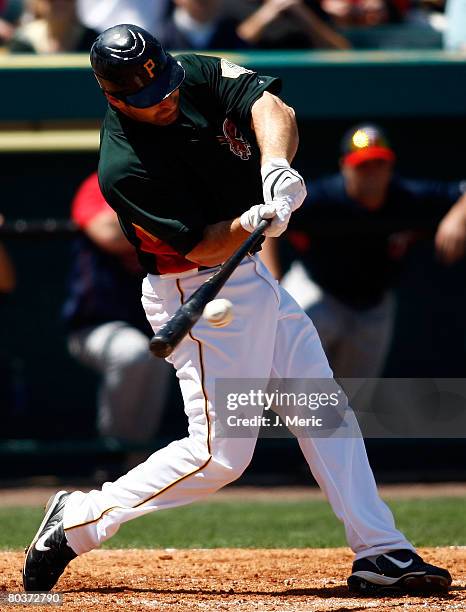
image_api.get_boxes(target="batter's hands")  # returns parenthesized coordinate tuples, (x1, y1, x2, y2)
(240, 200, 292, 238)
(261, 158, 307, 212)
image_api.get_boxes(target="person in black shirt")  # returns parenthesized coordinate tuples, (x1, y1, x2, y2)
(62, 173, 171, 449)
(0, 214, 15, 295)
(263, 124, 466, 378)
(159, 0, 248, 51)
(23, 28, 451, 596)
(232, 0, 350, 49)
(8, 0, 97, 53)
(0, 213, 16, 415)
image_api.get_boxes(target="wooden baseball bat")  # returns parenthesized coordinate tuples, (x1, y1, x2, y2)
(149, 219, 270, 358)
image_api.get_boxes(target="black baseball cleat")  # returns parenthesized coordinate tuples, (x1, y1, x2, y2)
(23, 491, 77, 592)
(347, 549, 452, 595)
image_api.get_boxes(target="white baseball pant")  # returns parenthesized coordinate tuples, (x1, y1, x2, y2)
(63, 255, 413, 560)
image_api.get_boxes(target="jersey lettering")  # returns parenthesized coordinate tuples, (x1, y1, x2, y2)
(217, 118, 252, 161)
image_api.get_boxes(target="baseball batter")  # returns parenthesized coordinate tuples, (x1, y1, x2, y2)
(23, 24, 451, 595)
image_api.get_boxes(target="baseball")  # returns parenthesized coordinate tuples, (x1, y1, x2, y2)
(203, 298, 233, 327)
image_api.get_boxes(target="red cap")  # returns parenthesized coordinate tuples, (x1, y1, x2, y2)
(342, 125, 395, 167)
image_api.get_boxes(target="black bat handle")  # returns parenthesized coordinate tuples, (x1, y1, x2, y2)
(150, 218, 270, 358)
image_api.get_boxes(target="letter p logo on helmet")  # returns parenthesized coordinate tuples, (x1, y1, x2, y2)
(144, 59, 156, 78)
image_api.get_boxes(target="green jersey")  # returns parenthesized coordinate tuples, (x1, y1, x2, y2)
(98, 53, 281, 275)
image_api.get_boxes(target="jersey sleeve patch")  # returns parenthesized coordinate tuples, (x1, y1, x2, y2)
(220, 58, 254, 79)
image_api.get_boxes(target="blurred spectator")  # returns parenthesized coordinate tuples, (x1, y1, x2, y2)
(0, 214, 16, 418)
(262, 125, 466, 378)
(435, 185, 466, 261)
(444, 0, 466, 50)
(227, 0, 351, 49)
(8, 0, 97, 53)
(160, 0, 247, 51)
(77, 0, 170, 39)
(321, 0, 407, 26)
(62, 173, 171, 446)
(0, 215, 15, 294)
(0, 0, 23, 47)
(0, 243, 15, 293)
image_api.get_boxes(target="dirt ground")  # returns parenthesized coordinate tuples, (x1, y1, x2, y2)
(2, 547, 465, 612)
(2, 485, 465, 610)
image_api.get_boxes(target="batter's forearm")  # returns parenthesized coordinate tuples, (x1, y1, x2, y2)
(186, 218, 249, 267)
(187, 93, 300, 267)
(251, 92, 299, 164)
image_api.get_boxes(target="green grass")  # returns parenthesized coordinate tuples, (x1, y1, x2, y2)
(2, 497, 465, 551)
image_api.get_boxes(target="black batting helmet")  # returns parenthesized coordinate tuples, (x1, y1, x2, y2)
(90, 24, 185, 108)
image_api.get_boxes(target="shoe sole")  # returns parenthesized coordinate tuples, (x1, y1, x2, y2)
(22, 490, 68, 590)
(348, 573, 451, 595)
